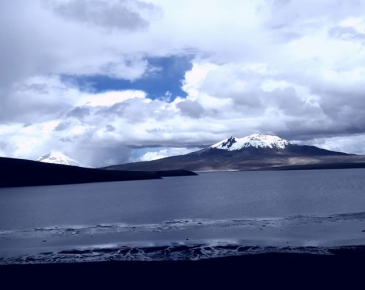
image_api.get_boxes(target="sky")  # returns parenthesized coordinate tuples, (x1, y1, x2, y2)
(1, 0, 365, 167)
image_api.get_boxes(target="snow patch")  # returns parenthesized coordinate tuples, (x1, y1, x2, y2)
(211, 134, 291, 151)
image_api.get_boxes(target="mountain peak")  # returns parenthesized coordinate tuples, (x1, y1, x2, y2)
(36, 151, 84, 167)
(220, 136, 238, 148)
(211, 134, 291, 151)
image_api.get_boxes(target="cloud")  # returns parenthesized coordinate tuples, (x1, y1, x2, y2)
(329, 26, 365, 40)
(79, 90, 146, 107)
(1, 0, 365, 165)
(0, 0, 162, 92)
(293, 134, 365, 155)
(54, 121, 70, 131)
(67, 107, 91, 120)
(176, 100, 204, 118)
(45, 0, 162, 32)
(133, 147, 201, 162)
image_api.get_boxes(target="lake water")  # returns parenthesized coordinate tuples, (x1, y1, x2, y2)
(1, 169, 365, 263)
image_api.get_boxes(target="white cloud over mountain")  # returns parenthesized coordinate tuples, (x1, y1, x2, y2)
(1, 0, 365, 167)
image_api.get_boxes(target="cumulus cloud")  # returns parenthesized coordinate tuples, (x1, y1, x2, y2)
(1, 0, 365, 166)
(46, 0, 162, 32)
(133, 147, 200, 162)
(176, 100, 204, 118)
(293, 134, 365, 155)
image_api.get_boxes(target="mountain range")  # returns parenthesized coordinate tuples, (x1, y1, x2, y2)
(2, 133, 364, 188)
(103, 134, 365, 171)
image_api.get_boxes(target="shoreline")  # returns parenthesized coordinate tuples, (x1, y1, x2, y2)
(1, 210, 364, 264)
(194, 164, 365, 173)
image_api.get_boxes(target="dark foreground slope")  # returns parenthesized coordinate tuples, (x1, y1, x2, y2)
(1, 247, 364, 288)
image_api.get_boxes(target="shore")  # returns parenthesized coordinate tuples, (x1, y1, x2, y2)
(1, 214, 364, 288)
(1, 248, 364, 288)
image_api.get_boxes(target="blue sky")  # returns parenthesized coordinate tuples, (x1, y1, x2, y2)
(62, 56, 192, 101)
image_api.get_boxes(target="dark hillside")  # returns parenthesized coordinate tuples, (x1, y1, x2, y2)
(0, 157, 161, 188)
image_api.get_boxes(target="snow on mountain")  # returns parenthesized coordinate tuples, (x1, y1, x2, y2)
(211, 134, 291, 151)
(36, 151, 86, 167)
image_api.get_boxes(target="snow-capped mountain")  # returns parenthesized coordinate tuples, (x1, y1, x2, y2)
(211, 134, 291, 151)
(104, 133, 354, 172)
(36, 151, 85, 167)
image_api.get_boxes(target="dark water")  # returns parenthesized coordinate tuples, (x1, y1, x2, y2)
(1, 169, 365, 230)
(1, 169, 365, 263)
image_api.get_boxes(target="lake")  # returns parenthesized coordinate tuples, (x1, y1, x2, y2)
(1, 169, 365, 263)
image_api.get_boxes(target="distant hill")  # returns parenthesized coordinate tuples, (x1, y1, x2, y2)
(103, 134, 365, 171)
(0, 157, 196, 188)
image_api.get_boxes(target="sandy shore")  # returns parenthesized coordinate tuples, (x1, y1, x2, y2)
(1, 248, 364, 288)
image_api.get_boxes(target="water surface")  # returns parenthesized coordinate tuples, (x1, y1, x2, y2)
(1, 169, 365, 230)
(1, 169, 365, 263)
